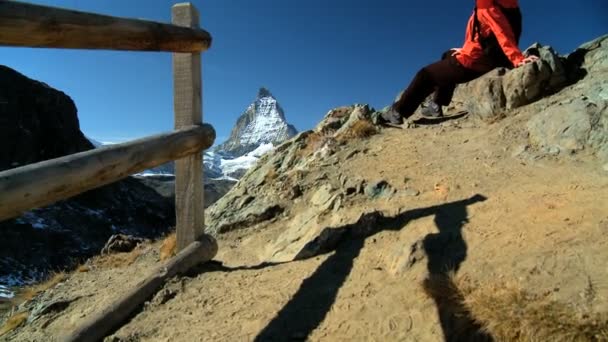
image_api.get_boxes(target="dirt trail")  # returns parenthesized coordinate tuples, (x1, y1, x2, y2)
(5, 101, 607, 341)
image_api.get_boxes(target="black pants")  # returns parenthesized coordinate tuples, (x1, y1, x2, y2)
(393, 51, 490, 118)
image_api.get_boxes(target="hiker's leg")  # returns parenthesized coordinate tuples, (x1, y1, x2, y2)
(393, 67, 436, 118)
(434, 56, 485, 106)
(433, 51, 459, 106)
(394, 56, 477, 118)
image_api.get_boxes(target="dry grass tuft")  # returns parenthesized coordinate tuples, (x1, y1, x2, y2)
(91, 247, 144, 269)
(20, 272, 67, 302)
(453, 276, 608, 342)
(337, 120, 378, 142)
(422, 273, 490, 340)
(0, 312, 28, 337)
(298, 130, 335, 157)
(159, 233, 177, 261)
(76, 264, 90, 273)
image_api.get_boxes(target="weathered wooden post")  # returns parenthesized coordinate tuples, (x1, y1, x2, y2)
(172, 3, 204, 251)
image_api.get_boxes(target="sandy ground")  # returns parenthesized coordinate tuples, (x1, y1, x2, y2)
(4, 101, 608, 341)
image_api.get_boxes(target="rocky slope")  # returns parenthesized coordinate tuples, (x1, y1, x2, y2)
(0, 66, 174, 294)
(214, 87, 297, 157)
(3, 35, 608, 342)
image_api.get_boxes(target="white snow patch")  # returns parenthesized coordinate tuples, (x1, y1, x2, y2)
(238, 96, 292, 146)
(20, 211, 48, 229)
(0, 284, 14, 299)
(135, 172, 175, 177)
(84, 208, 105, 218)
(219, 143, 274, 177)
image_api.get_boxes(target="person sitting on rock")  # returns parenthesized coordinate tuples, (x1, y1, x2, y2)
(375, 0, 539, 125)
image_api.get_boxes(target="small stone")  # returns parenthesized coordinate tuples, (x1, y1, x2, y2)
(310, 184, 334, 206)
(365, 180, 394, 199)
(101, 234, 145, 255)
(512, 144, 528, 157)
(403, 188, 420, 197)
(543, 146, 561, 156)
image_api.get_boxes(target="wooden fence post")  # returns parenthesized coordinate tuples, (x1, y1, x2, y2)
(172, 3, 204, 251)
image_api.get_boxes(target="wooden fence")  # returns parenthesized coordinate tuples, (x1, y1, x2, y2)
(0, 2, 217, 341)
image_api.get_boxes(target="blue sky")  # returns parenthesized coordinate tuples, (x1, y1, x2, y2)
(2, 0, 606, 144)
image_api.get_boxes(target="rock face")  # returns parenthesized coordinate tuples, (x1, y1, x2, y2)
(206, 35, 608, 264)
(214, 87, 297, 157)
(206, 104, 377, 242)
(450, 43, 570, 121)
(0, 66, 174, 287)
(0, 66, 93, 170)
(448, 36, 608, 162)
(524, 36, 608, 162)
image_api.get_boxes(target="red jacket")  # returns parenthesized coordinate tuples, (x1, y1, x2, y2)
(456, 0, 525, 70)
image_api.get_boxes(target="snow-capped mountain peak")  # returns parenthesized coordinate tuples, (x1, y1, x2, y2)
(215, 87, 297, 157)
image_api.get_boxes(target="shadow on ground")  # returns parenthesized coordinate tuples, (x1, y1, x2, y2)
(245, 194, 492, 341)
(413, 111, 468, 126)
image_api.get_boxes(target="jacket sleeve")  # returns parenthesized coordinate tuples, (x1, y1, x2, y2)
(477, 6, 525, 66)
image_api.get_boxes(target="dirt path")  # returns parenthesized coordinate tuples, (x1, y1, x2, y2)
(5, 107, 608, 341)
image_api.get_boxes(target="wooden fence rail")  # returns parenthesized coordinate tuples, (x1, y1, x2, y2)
(1, 2, 218, 340)
(0, 124, 215, 222)
(0, 1, 211, 52)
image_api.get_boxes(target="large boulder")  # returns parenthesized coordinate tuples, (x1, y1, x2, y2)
(524, 35, 608, 162)
(527, 98, 604, 155)
(451, 43, 569, 121)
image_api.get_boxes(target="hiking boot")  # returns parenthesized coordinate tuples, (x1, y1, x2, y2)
(420, 100, 444, 118)
(372, 106, 403, 126)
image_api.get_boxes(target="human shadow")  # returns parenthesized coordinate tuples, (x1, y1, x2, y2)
(421, 196, 493, 342)
(254, 194, 489, 341)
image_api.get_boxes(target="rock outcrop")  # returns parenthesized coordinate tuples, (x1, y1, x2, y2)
(449, 36, 608, 162)
(0, 66, 174, 287)
(0, 66, 93, 171)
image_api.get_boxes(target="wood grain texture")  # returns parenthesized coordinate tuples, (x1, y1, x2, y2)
(0, 1, 211, 52)
(173, 3, 205, 251)
(0, 124, 215, 222)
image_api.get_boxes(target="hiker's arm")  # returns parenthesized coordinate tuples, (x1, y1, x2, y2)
(478, 6, 525, 67)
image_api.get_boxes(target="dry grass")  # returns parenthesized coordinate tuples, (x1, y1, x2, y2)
(336, 120, 378, 142)
(90, 247, 144, 269)
(298, 130, 335, 157)
(0, 312, 28, 337)
(446, 275, 608, 342)
(422, 273, 490, 341)
(159, 233, 177, 261)
(76, 264, 90, 273)
(19, 272, 67, 302)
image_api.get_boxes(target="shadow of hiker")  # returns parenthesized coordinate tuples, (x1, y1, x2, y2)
(254, 194, 489, 341)
(420, 195, 493, 342)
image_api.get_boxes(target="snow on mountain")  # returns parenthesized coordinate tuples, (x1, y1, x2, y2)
(0, 284, 15, 299)
(86, 87, 293, 180)
(219, 143, 274, 180)
(214, 87, 297, 157)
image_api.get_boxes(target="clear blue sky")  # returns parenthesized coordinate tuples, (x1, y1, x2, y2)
(2, 1, 606, 144)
